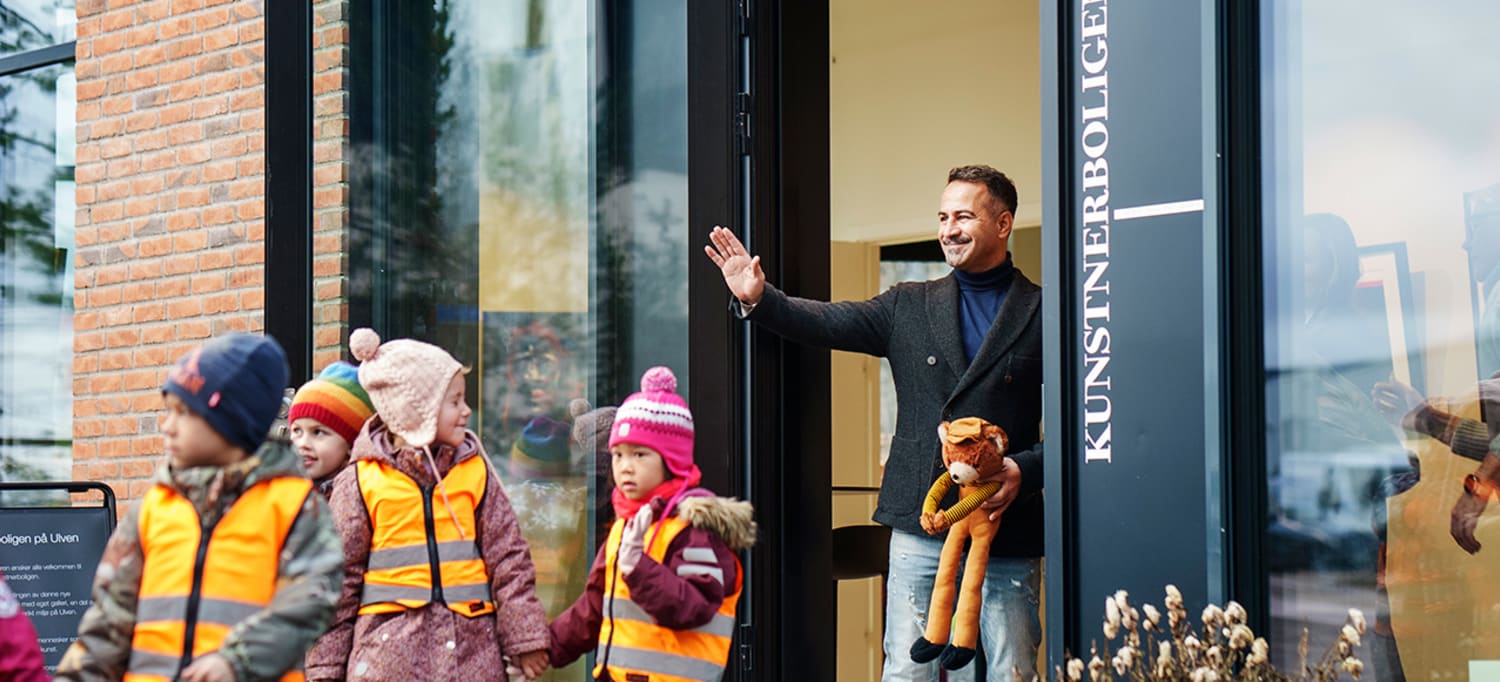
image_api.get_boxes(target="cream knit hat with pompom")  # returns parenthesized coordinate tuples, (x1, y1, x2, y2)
(349, 328, 463, 447)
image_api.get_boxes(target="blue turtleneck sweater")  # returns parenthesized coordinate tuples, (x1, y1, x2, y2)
(953, 255, 1016, 363)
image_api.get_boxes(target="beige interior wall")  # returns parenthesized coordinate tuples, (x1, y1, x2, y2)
(828, 3, 1043, 678)
(829, 240, 884, 680)
(830, 0, 1042, 245)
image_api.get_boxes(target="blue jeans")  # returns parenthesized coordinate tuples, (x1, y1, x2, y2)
(882, 529, 1042, 682)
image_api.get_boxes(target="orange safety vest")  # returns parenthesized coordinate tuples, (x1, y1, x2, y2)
(126, 476, 313, 682)
(356, 457, 495, 617)
(594, 515, 742, 682)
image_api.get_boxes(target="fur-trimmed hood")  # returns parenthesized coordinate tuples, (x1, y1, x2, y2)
(676, 495, 758, 551)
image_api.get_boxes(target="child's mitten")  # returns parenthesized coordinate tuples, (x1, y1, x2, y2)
(617, 505, 654, 575)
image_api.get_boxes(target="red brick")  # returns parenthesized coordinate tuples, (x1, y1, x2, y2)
(141, 325, 175, 345)
(166, 212, 201, 232)
(204, 293, 238, 314)
(159, 61, 193, 84)
(191, 273, 226, 294)
(130, 260, 164, 280)
(87, 286, 123, 307)
(121, 282, 155, 304)
(239, 288, 264, 311)
(122, 459, 157, 478)
(202, 160, 237, 182)
(179, 320, 212, 340)
(126, 26, 158, 48)
(233, 245, 264, 266)
(167, 298, 202, 319)
(203, 205, 235, 225)
(137, 236, 172, 258)
(204, 25, 238, 51)
(163, 256, 196, 277)
(173, 231, 208, 252)
(132, 303, 166, 323)
(167, 38, 202, 61)
(236, 200, 264, 221)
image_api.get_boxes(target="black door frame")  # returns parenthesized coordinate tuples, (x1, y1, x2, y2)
(691, 1, 836, 679)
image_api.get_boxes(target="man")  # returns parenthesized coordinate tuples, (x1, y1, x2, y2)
(704, 165, 1043, 681)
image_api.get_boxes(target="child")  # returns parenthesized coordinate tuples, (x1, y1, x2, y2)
(304, 328, 550, 681)
(56, 334, 344, 682)
(0, 570, 48, 681)
(288, 361, 375, 497)
(548, 366, 757, 681)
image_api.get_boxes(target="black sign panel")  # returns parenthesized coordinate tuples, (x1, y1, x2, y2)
(0, 506, 113, 671)
(1063, 0, 1222, 651)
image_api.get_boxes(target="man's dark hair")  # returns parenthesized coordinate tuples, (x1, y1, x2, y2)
(948, 165, 1018, 218)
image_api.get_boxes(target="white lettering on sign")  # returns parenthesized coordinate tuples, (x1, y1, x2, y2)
(1080, 0, 1112, 464)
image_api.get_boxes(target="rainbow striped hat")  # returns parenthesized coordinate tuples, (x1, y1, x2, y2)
(288, 361, 375, 445)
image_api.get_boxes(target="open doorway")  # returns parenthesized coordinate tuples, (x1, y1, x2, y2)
(826, 1, 1043, 679)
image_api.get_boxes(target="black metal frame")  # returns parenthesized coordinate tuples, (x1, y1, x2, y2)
(263, 1, 312, 382)
(1220, 0, 1268, 635)
(0, 42, 73, 77)
(0, 481, 117, 531)
(688, 0, 840, 676)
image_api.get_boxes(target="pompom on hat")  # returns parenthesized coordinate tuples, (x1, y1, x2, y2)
(609, 366, 699, 483)
(288, 361, 375, 445)
(349, 328, 464, 448)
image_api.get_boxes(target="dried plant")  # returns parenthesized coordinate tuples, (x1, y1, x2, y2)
(1028, 586, 1365, 682)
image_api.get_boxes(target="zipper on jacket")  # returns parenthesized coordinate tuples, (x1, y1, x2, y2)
(178, 513, 220, 676)
(421, 484, 445, 604)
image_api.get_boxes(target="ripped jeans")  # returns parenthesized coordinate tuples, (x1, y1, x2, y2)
(883, 529, 1042, 682)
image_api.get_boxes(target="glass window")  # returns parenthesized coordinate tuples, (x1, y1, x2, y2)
(0, 60, 75, 493)
(0, 1, 76, 56)
(348, 2, 688, 677)
(1261, 3, 1500, 678)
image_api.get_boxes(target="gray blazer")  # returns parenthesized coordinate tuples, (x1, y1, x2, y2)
(745, 270, 1044, 557)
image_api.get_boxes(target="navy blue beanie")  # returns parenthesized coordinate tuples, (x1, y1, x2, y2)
(162, 334, 290, 454)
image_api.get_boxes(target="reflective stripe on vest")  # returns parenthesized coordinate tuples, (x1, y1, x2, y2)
(125, 476, 312, 682)
(594, 515, 743, 682)
(356, 457, 495, 617)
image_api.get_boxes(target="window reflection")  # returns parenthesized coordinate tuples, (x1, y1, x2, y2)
(1263, 2, 1500, 679)
(0, 62, 74, 492)
(0, 1, 76, 56)
(348, 2, 688, 678)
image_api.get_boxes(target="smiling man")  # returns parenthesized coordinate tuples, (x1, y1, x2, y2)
(704, 165, 1045, 681)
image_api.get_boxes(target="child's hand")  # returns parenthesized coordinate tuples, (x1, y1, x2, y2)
(507, 647, 549, 680)
(179, 653, 236, 682)
(617, 504, 654, 575)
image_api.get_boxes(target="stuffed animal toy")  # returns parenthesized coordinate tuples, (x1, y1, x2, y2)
(909, 416, 1010, 670)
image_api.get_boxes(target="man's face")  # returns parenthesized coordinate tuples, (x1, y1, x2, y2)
(938, 181, 1012, 273)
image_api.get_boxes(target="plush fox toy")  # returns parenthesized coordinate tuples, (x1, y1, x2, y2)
(909, 416, 1009, 670)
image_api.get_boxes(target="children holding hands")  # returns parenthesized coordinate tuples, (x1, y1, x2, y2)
(305, 328, 550, 681)
(548, 366, 756, 682)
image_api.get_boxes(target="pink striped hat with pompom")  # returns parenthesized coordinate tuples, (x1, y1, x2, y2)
(609, 366, 697, 480)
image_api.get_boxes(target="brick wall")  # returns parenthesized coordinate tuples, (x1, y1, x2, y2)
(312, 0, 350, 370)
(72, 0, 268, 505)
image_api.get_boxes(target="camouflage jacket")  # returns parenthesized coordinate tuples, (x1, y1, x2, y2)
(54, 438, 343, 682)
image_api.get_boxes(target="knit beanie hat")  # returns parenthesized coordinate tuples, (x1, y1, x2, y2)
(349, 328, 464, 448)
(570, 398, 616, 482)
(609, 366, 697, 479)
(288, 362, 375, 445)
(509, 416, 573, 479)
(162, 333, 290, 455)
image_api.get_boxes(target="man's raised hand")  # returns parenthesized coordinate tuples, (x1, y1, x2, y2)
(704, 226, 765, 306)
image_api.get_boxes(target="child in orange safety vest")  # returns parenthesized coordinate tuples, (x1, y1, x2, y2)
(56, 333, 344, 682)
(303, 329, 550, 681)
(547, 366, 757, 682)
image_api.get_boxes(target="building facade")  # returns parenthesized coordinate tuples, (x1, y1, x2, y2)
(1, 0, 1495, 680)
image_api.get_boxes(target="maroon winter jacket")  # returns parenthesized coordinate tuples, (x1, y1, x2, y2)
(304, 417, 549, 680)
(0, 572, 49, 682)
(548, 492, 757, 668)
